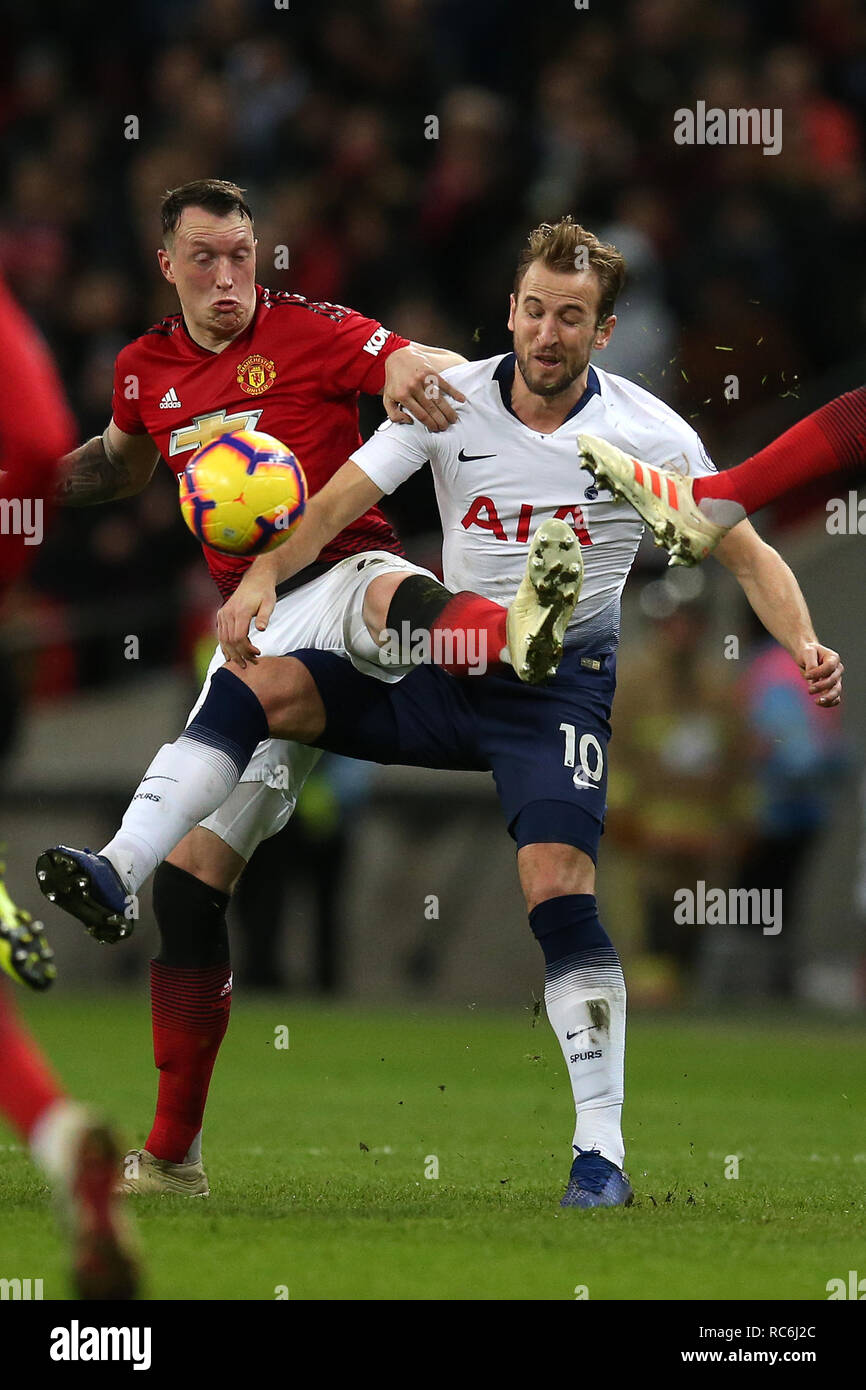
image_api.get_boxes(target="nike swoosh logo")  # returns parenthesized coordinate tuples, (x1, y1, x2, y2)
(458, 448, 497, 461)
(566, 1026, 592, 1040)
(141, 776, 180, 783)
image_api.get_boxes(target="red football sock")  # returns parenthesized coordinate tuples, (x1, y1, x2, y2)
(0, 985, 64, 1138)
(146, 961, 232, 1163)
(693, 386, 866, 516)
(430, 590, 508, 676)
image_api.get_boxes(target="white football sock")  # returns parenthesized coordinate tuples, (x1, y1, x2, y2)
(697, 496, 746, 527)
(544, 952, 627, 1168)
(29, 1098, 90, 1181)
(101, 739, 242, 895)
(184, 1129, 203, 1164)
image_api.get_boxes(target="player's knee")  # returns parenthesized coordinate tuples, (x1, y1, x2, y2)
(363, 571, 414, 640)
(233, 655, 324, 742)
(517, 842, 596, 913)
(221, 658, 282, 725)
(166, 829, 245, 895)
(218, 656, 319, 745)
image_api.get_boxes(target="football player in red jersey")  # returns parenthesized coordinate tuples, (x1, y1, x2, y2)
(45, 179, 538, 1195)
(0, 274, 138, 1297)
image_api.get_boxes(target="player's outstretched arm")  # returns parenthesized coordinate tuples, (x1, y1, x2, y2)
(713, 521, 843, 707)
(55, 419, 159, 506)
(217, 459, 384, 666)
(407, 342, 467, 371)
(383, 343, 467, 432)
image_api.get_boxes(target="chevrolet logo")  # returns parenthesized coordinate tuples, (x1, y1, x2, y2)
(169, 408, 264, 457)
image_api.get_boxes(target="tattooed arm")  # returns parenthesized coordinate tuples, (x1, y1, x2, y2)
(55, 419, 160, 506)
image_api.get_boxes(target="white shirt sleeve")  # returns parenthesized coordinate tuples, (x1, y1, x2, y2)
(350, 417, 435, 495)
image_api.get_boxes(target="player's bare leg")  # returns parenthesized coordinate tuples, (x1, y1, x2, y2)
(518, 841, 633, 1209)
(166, 825, 247, 893)
(240, 659, 327, 742)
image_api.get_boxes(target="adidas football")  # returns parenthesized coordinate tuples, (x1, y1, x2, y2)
(179, 429, 307, 556)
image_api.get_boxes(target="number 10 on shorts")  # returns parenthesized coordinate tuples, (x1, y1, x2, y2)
(559, 723, 604, 783)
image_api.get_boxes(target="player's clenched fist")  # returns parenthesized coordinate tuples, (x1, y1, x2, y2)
(217, 555, 279, 666)
(799, 641, 844, 707)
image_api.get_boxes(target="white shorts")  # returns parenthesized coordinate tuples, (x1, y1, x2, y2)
(187, 551, 435, 860)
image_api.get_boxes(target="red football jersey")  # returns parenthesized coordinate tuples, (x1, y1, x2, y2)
(111, 286, 409, 599)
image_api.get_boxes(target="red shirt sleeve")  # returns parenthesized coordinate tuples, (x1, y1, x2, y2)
(319, 309, 409, 398)
(111, 342, 149, 434)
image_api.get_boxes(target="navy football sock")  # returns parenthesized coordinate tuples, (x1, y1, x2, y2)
(182, 667, 270, 777)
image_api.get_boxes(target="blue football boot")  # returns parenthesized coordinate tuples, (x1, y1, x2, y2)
(560, 1146, 634, 1208)
(36, 846, 131, 944)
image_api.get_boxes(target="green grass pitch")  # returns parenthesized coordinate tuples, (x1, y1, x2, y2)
(2, 996, 864, 1300)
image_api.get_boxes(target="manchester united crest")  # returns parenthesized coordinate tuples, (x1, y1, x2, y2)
(236, 353, 277, 396)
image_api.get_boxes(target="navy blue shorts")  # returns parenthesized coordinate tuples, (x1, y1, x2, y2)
(291, 647, 616, 862)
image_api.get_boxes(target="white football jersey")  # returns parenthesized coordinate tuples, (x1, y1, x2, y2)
(352, 353, 717, 651)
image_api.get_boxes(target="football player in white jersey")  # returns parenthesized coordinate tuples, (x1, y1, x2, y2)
(40, 218, 842, 1207)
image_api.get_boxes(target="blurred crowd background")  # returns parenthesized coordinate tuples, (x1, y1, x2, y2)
(2, 0, 865, 1005)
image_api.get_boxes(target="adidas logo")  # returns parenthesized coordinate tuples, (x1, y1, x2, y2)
(159, 387, 182, 409)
